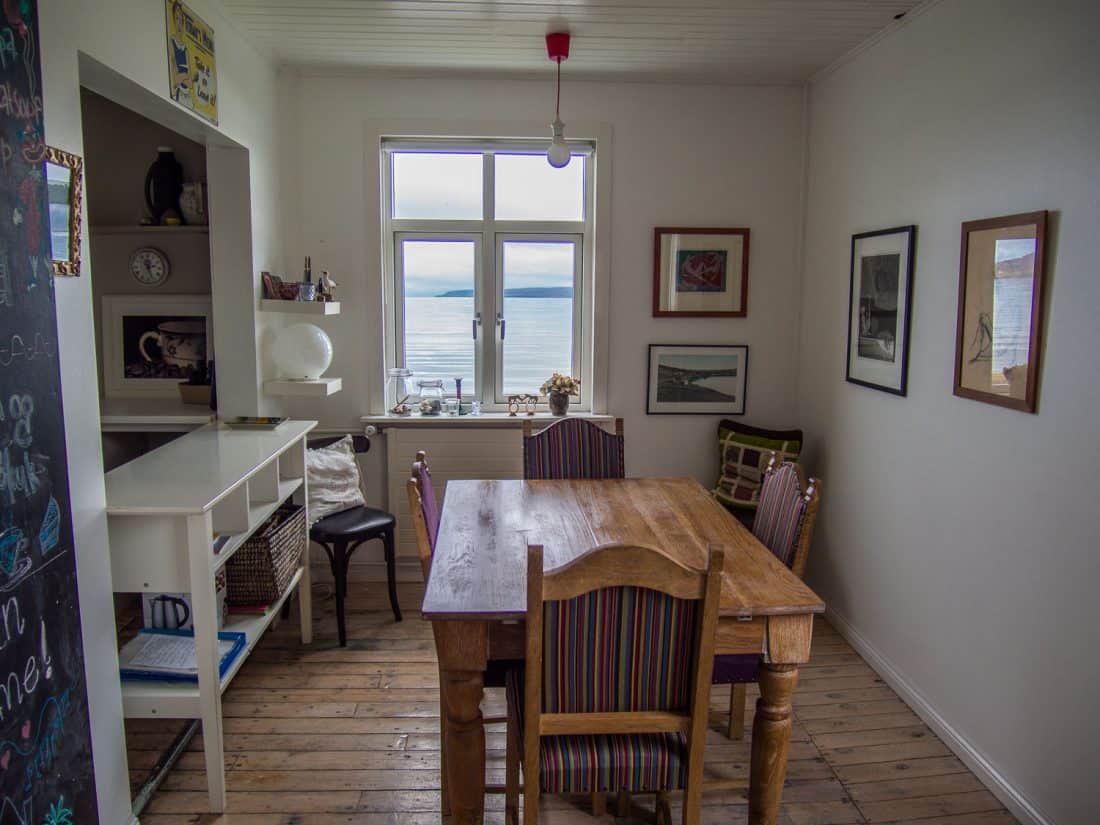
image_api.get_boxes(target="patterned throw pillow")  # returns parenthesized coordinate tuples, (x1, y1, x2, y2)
(306, 435, 366, 525)
(712, 421, 802, 514)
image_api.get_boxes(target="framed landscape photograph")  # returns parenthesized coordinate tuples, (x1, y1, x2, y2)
(954, 211, 1047, 413)
(845, 225, 916, 395)
(102, 295, 213, 396)
(652, 227, 749, 316)
(647, 344, 748, 415)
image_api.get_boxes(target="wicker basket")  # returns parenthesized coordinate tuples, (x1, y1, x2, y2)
(225, 504, 306, 605)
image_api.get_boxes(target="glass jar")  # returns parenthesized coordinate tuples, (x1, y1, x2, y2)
(417, 379, 444, 416)
(387, 368, 413, 415)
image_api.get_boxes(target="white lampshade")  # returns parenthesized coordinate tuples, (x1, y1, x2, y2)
(272, 322, 333, 379)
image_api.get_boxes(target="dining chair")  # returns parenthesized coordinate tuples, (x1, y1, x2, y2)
(406, 451, 517, 816)
(306, 435, 400, 647)
(715, 453, 821, 741)
(505, 541, 724, 825)
(522, 417, 625, 480)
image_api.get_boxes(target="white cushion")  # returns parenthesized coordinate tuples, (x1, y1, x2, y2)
(306, 435, 366, 524)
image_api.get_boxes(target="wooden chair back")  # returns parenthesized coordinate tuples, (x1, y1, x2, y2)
(405, 450, 437, 581)
(523, 541, 723, 823)
(754, 453, 822, 579)
(521, 417, 625, 480)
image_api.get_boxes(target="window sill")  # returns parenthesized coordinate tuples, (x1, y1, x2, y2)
(360, 412, 613, 431)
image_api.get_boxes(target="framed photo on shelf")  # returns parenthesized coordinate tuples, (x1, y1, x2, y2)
(101, 295, 214, 396)
(845, 225, 916, 395)
(652, 227, 749, 316)
(646, 344, 748, 415)
(953, 210, 1048, 413)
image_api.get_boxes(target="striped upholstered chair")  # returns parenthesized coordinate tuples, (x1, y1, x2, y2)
(714, 453, 821, 741)
(522, 417, 625, 480)
(505, 542, 723, 825)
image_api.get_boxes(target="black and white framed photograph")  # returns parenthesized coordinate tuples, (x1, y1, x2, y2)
(845, 225, 916, 395)
(646, 344, 748, 415)
(101, 295, 213, 396)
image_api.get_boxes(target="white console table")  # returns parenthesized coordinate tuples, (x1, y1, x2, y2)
(105, 420, 317, 812)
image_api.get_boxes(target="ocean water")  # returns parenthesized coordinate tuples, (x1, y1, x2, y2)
(404, 296, 573, 395)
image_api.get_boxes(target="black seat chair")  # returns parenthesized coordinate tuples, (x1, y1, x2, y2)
(307, 435, 401, 646)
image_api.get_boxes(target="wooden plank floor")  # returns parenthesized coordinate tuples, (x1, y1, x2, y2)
(131, 581, 1018, 825)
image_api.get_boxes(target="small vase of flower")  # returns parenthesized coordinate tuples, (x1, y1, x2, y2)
(541, 373, 580, 416)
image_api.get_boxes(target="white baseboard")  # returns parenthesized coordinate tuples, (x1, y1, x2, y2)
(823, 606, 1051, 825)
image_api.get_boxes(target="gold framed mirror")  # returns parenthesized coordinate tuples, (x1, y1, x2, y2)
(43, 146, 84, 276)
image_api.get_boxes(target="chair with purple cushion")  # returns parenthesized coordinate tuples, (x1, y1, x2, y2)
(714, 453, 822, 741)
(406, 450, 516, 814)
(522, 417, 625, 480)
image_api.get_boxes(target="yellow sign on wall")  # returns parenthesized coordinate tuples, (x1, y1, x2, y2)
(165, 0, 218, 124)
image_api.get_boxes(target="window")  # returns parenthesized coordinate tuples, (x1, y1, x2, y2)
(383, 140, 595, 410)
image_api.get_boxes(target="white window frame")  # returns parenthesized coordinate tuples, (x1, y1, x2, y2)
(494, 233, 584, 405)
(381, 138, 596, 413)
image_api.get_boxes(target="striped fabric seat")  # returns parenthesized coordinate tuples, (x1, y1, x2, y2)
(751, 462, 808, 568)
(511, 585, 698, 793)
(523, 418, 625, 480)
(507, 672, 688, 793)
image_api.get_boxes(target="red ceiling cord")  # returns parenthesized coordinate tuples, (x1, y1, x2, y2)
(547, 31, 571, 117)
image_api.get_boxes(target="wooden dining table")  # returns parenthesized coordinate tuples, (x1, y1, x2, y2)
(422, 476, 825, 825)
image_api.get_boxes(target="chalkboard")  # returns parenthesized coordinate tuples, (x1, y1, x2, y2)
(1, 2, 101, 823)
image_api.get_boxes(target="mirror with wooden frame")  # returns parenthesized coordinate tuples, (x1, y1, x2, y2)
(43, 146, 83, 276)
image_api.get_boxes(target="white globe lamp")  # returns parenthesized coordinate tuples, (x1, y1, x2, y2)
(272, 322, 333, 379)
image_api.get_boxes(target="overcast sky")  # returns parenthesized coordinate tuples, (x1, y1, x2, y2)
(395, 151, 582, 296)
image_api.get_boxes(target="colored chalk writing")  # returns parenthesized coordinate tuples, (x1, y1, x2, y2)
(0, 1, 99, 821)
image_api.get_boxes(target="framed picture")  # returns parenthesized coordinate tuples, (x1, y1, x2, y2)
(647, 344, 748, 415)
(102, 295, 213, 396)
(652, 227, 749, 316)
(954, 211, 1048, 412)
(845, 225, 916, 395)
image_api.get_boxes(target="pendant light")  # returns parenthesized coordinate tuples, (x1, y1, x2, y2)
(545, 32, 571, 168)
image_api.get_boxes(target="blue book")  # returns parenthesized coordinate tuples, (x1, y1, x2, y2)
(119, 628, 247, 684)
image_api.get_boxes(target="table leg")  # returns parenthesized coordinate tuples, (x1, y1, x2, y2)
(748, 663, 799, 825)
(433, 620, 489, 825)
(440, 667, 486, 825)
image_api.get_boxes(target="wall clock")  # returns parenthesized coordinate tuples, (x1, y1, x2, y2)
(130, 246, 170, 287)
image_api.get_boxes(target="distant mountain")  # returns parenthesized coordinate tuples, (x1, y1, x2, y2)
(436, 287, 573, 298)
(996, 252, 1035, 278)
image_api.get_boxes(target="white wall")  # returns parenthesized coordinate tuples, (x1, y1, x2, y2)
(39, 0, 281, 819)
(278, 72, 806, 495)
(798, 2, 1100, 823)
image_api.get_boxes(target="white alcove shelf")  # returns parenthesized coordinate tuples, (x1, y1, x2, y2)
(264, 377, 342, 397)
(260, 299, 340, 315)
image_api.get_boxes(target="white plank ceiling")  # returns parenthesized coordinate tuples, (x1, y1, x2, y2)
(221, 0, 923, 84)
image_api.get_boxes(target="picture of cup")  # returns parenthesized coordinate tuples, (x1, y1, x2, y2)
(138, 320, 207, 371)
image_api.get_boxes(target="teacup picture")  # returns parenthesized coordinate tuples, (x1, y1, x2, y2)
(123, 314, 208, 380)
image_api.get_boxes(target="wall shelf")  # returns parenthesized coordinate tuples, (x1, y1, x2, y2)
(264, 378, 342, 397)
(260, 299, 340, 315)
(91, 224, 209, 235)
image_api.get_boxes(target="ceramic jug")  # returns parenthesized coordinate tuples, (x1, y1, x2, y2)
(179, 182, 207, 225)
